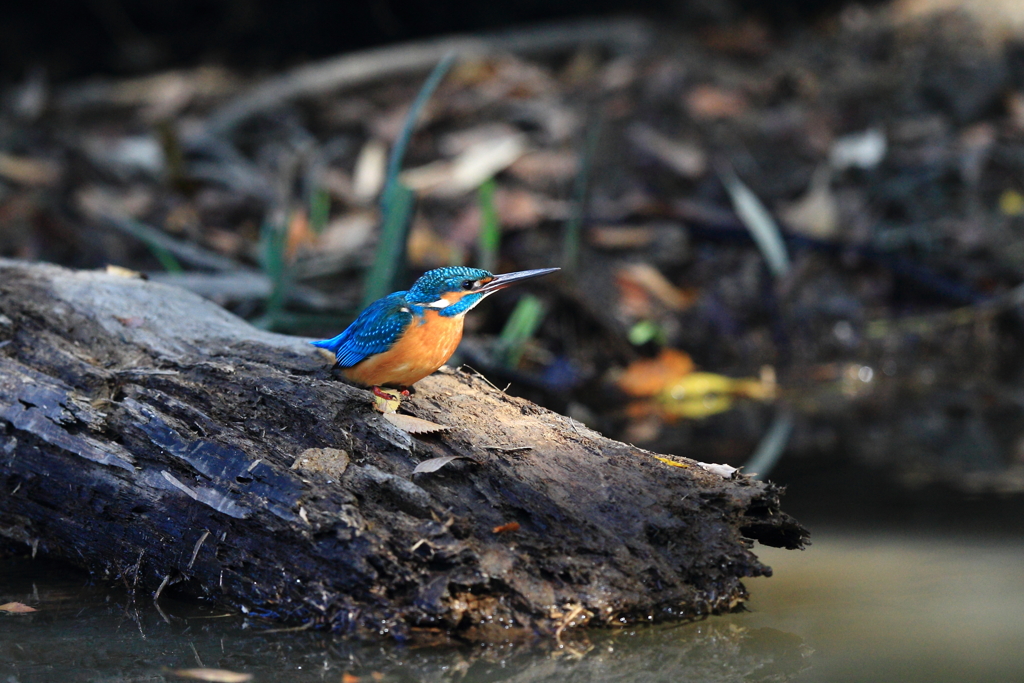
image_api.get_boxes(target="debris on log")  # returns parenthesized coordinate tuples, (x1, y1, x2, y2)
(0, 259, 807, 640)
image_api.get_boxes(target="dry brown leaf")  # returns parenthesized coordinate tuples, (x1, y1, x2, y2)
(617, 348, 695, 398)
(439, 123, 521, 156)
(617, 263, 696, 311)
(0, 153, 62, 187)
(507, 150, 578, 186)
(352, 139, 387, 205)
(76, 185, 154, 221)
(627, 124, 707, 179)
(384, 414, 451, 435)
(684, 85, 748, 120)
(496, 188, 545, 229)
(402, 134, 527, 197)
(696, 462, 740, 478)
(588, 225, 657, 249)
(779, 166, 839, 239)
(105, 265, 144, 279)
(406, 219, 464, 268)
(1008, 92, 1024, 131)
(317, 212, 376, 257)
(0, 602, 37, 613)
(492, 521, 521, 534)
(412, 455, 469, 474)
(893, 0, 1024, 41)
(169, 669, 252, 683)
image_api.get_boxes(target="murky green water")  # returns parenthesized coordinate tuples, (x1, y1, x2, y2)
(2, 528, 1022, 683)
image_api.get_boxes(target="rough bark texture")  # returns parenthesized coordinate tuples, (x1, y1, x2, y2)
(0, 259, 807, 641)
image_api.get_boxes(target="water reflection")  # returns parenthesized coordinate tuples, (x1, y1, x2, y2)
(3, 530, 1023, 683)
(0, 556, 808, 683)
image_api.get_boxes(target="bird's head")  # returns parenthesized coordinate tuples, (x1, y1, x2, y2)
(406, 266, 558, 316)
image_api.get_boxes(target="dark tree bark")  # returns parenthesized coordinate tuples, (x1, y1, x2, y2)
(0, 259, 807, 641)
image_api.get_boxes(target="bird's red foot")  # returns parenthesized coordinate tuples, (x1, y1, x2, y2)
(372, 386, 402, 413)
(372, 386, 399, 400)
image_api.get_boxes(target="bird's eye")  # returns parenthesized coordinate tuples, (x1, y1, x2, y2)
(461, 280, 474, 290)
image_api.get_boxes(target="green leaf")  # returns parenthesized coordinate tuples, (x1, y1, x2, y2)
(627, 320, 665, 346)
(362, 182, 416, 308)
(495, 294, 546, 368)
(362, 52, 456, 307)
(477, 178, 500, 273)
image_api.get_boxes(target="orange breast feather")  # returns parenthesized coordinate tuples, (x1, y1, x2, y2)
(342, 309, 465, 388)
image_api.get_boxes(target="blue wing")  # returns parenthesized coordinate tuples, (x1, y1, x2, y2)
(311, 292, 413, 368)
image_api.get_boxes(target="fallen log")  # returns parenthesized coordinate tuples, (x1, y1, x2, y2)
(0, 259, 807, 640)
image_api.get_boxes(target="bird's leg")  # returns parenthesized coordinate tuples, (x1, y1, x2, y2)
(372, 386, 402, 413)
(372, 386, 398, 401)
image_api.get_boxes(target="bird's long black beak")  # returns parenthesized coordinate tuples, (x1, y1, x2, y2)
(479, 267, 560, 294)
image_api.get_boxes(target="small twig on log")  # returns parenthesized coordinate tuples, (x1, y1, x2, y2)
(154, 573, 173, 603)
(188, 530, 211, 571)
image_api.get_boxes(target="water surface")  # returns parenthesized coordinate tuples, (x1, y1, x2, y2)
(3, 529, 1022, 682)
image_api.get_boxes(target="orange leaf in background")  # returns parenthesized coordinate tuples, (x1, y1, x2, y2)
(617, 348, 695, 398)
(342, 673, 361, 683)
(624, 399, 658, 420)
(0, 602, 37, 613)
(492, 521, 521, 534)
(685, 85, 748, 120)
(285, 207, 314, 260)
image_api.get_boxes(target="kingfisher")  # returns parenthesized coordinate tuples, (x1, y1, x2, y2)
(312, 266, 558, 405)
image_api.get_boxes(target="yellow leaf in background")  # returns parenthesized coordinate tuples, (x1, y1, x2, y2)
(653, 456, 691, 468)
(732, 377, 775, 400)
(658, 371, 775, 419)
(660, 394, 735, 419)
(664, 372, 738, 400)
(1000, 189, 1024, 216)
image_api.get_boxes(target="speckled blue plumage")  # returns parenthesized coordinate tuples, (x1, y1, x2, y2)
(311, 267, 493, 367)
(311, 292, 413, 367)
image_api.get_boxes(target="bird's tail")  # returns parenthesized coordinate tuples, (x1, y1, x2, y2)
(310, 334, 345, 357)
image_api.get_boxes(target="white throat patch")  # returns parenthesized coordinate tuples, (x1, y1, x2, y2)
(425, 298, 451, 309)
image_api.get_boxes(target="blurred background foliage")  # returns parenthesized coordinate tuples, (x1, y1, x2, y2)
(4, 0, 1024, 510)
